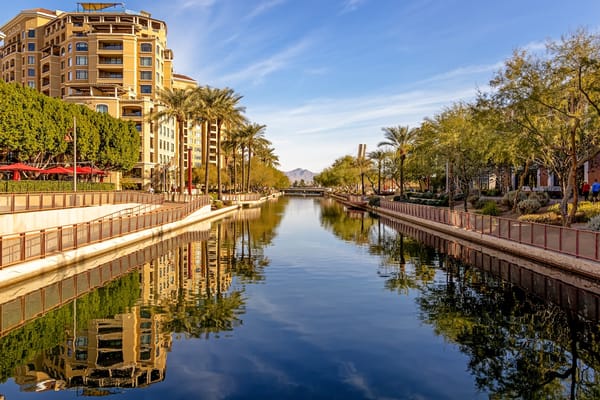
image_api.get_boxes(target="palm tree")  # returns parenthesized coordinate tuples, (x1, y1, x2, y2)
(191, 86, 222, 195)
(378, 125, 417, 197)
(214, 88, 245, 199)
(254, 145, 279, 167)
(368, 149, 386, 194)
(151, 88, 194, 194)
(239, 123, 267, 192)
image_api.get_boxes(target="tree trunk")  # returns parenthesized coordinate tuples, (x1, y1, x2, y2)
(246, 148, 252, 192)
(216, 119, 222, 200)
(513, 159, 531, 212)
(178, 117, 185, 195)
(203, 120, 210, 195)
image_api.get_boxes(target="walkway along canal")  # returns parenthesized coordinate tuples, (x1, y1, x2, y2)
(332, 194, 600, 280)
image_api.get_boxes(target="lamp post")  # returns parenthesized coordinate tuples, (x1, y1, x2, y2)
(73, 116, 77, 192)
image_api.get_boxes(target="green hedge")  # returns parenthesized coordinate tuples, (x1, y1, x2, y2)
(0, 180, 115, 192)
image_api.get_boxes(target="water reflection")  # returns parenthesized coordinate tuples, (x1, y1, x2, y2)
(0, 199, 287, 396)
(2, 197, 600, 398)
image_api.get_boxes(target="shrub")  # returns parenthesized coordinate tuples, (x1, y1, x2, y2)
(480, 201, 500, 216)
(368, 196, 381, 207)
(548, 201, 600, 221)
(517, 198, 541, 215)
(518, 212, 562, 225)
(529, 191, 549, 207)
(587, 215, 600, 231)
(501, 190, 528, 207)
(467, 194, 480, 206)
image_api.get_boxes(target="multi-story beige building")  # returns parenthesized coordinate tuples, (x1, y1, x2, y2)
(0, 3, 188, 190)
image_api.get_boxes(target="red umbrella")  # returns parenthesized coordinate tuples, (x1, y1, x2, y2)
(41, 166, 73, 174)
(0, 163, 42, 180)
(65, 166, 106, 175)
(0, 162, 42, 172)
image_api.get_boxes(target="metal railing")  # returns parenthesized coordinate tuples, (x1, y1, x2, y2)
(379, 200, 600, 262)
(221, 193, 262, 203)
(0, 195, 211, 269)
(0, 191, 164, 214)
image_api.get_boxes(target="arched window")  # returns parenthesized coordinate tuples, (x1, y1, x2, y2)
(75, 42, 88, 51)
(140, 43, 152, 52)
(96, 104, 108, 113)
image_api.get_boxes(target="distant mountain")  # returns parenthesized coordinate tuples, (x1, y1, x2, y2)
(285, 168, 316, 184)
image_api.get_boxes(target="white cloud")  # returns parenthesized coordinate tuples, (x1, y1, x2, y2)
(244, 0, 285, 21)
(250, 84, 480, 172)
(341, 0, 367, 13)
(218, 37, 314, 86)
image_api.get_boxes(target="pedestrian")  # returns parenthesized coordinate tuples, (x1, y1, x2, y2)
(591, 179, 600, 202)
(582, 181, 591, 201)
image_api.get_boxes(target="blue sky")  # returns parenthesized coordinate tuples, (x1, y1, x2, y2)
(3, 1, 600, 172)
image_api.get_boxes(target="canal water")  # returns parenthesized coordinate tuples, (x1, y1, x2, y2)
(0, 197, 599, 399)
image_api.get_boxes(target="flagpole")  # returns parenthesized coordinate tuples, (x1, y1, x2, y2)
(73, 116, 77, 192)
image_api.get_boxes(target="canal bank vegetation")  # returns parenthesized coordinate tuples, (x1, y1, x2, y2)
(315, 29, 600, 228)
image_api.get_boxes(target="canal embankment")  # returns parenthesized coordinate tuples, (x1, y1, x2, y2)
(330, 193, 600, 281)
(0, 202, 240, 290)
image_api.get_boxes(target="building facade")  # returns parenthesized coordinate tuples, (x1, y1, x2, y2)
(0, 4, 183, 190)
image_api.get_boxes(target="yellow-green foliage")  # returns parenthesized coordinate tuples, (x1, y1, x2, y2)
(517, 212, 562, 225)
(547, 201, 600, 221)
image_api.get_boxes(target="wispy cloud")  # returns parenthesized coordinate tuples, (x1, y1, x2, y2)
(218, 37, 314, 86)
(244, 0, 285, 21)
(341, 0, 367, 13)
(249, 82, 479, 171)
(176, 0, 216, 11)
(417, 62, 504, 85)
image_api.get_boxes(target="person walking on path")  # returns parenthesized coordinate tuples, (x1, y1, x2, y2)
(582, 181, 591, 201)
(591, 179, 600, 202)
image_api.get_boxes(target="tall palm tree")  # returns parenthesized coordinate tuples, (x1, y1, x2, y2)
(214, 88, 245, 199)
(239, 123, 267, 192)
(378, 125, 417, 197)
(191, 86, 223, 195)
(254, 144, 279, 167)
(368, 149, 386, 194)
(151, 88, 194, 194)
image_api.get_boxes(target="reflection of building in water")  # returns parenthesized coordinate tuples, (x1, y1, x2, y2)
(13, 305, 170, 390)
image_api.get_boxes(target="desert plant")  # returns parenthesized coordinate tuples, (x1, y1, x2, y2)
(529, 191, 550, 207)
(587, 215, 600, 231)
(480, 201, 500, 216)
(518, 212, 562, 225)
(517, 198, 541, 215)
(501, 190, 528, 207)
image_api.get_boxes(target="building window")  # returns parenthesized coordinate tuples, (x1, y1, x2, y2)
(61, 47, 65, 56)
(140, 85, 152, 94)
(68, 58, 72, 67)
(75, 70, 88, 79)
(140, 43, 152, 52)
(140, 71, 152, 80)
(67, 71, 72, 81)
(27, 56, 35, 65)
(61, 61, 65, 69)
(68, 43, 72, 53)
(75, 56, 88, 65)
(27, 68, 35, 77)
(28, 81, 35, 88)
(28, 43, 35, 51)
(96, 104, 108, 113)
(75, 42, 88, 51)
(140, 57, 152, 67)
(28, 29, 35, 38)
